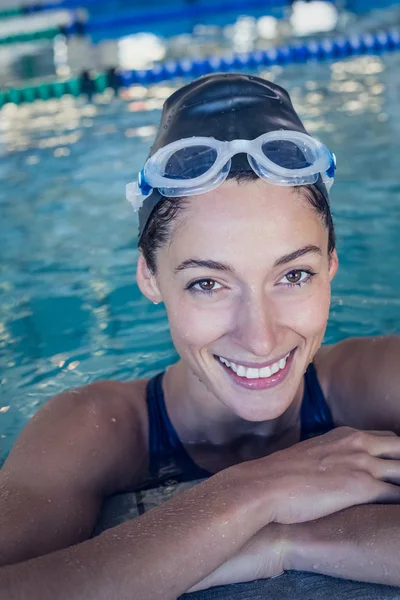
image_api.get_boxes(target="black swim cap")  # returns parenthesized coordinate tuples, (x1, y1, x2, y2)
(138, 72, 328, 239)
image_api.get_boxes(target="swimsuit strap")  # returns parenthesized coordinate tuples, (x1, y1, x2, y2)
(146, 363, 334, 481)
(146, 373, 212, 481)
(300, 362, 334, 441)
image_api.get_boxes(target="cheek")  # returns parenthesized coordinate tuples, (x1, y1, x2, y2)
(165, 298, 230, 352)
(275, 281, 331, 337)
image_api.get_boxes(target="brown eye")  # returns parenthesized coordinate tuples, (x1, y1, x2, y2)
(188, 279, 223, 295)
(198, 279, 215, 291)
(286, 270, 302, 284)
(279, 269, 315, 287)
(187, 279, 224, 295)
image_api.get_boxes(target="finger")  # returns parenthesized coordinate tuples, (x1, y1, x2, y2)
(375, 481, 400, 504)
(366, 430, 398, 438)
(370, 457, 400, 485)
(363, 434, 400, 459)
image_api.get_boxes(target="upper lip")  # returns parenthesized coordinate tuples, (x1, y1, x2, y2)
(215, 349, 293, 369)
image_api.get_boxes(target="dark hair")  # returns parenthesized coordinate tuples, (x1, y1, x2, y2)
(139, 171, 336, 274)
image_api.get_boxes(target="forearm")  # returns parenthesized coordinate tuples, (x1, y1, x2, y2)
(189, 523, 288, 592)
(0, 467, 271, 600)
(288, 505, 400, 586)
(192, 504, 400, 592)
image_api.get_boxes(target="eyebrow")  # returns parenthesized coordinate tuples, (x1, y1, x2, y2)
(174, 245, 322, 274)
(174, 259, 233, 274)
(274, 245, 322, 267)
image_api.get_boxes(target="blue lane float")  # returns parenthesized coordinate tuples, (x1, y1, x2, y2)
(117, 29, 400, 86)
(1, 28, 399, 106)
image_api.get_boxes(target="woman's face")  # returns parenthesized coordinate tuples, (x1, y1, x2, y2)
(139, 179, 338, 421)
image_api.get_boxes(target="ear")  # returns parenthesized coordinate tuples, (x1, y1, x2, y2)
(328, 249, 339, 282)
(136, 253, 163, 304)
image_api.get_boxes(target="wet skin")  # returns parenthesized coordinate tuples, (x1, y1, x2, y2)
(137, 178, 338, 446)
(2, 179, 400, 599)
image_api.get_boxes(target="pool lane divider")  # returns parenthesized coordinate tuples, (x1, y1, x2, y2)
(0, 0, 292, 46)
(0, 0, 339, 45)
(0, 0, 290, 34)
(0, 0, 335, 42)
(0, 7, 25, 19)
(1, 0, 329, 21)
(70, 0, 289, 34)
(0, 26, 61, 46)
(1, 28, 399, 107)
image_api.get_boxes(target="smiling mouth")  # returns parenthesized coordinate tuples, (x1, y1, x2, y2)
(215, 352, 291, 380)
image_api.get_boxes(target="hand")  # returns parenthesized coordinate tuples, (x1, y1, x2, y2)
(238, 427, 400, 525)
(284, 503, 400, 586)
(188, 523, 290, 592)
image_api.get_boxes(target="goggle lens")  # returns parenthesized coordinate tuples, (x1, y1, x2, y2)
(164, 145, 218, 179)
(261, 139, 313, 170)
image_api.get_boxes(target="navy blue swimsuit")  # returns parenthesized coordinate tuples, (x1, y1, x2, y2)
(92, 364, 335, 534)
(145, 363, 334, 487)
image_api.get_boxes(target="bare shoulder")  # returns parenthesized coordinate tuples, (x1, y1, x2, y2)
(314, 335, 400, 433)
(2, 377, 150, 494)
(0, 377, 151, 565)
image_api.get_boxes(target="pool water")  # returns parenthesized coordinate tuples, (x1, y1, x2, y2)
(1, 28, 400, 463)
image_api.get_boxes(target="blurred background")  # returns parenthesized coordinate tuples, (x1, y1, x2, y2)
(1, 0, 400, 463)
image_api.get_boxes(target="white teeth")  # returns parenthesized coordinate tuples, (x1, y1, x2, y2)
(270, 362, 280, 375)
(245, 368, 259, 379)
(259, 365, 272, 378)
(217, 351, 291, 380)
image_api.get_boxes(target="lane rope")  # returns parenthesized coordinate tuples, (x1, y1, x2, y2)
(0, 0, 291, 33)
(0, 0, 337, 45)
(1, 28, 397, 107)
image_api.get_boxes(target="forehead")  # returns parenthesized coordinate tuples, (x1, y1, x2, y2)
(167, 179, 327, 265)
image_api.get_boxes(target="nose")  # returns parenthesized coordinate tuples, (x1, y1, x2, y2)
(232, 291, 279, 359)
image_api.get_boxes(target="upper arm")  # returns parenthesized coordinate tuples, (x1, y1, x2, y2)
(315, 335, 400, 433)
(0, 380, 147, 566)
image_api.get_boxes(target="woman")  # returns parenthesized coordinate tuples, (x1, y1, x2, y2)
(1, 73, 400, 600)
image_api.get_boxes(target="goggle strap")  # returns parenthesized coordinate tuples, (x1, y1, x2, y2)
(126, 181, 151, 211)
(139, 170, 153, 196)
(326, 154, 336, 179)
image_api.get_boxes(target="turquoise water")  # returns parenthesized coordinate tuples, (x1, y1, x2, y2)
(1, 47, 400, 463)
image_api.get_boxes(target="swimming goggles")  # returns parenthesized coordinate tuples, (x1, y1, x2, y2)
(126, 131, 336, 211)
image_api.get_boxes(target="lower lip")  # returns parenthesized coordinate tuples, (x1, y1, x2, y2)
(216, 350, 295, 391)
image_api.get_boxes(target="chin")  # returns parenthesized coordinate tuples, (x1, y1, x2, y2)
(220, 389, 296, 422)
